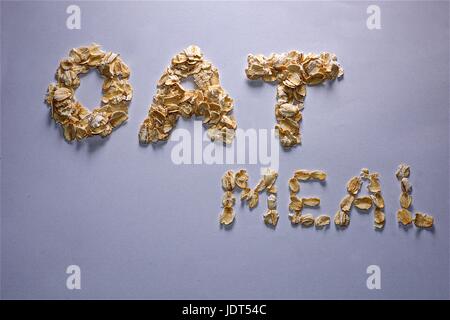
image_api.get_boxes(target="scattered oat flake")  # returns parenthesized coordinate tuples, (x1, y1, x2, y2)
(354, 196, 373, 210)
(299, 213, 315, 227)
(315, 215, 330, 228)
(263, 209, 279, 226)
(360, 168, 370, 179)
(399, 192, 412, 209)
(371, 192, 385, 209)
(289, 196, 303, 212)
(220, 207, 235, 225)
(254, 179, 267, 193)
(222, 170, 235, 191)
(334, 210, 350, 227)
(302, 197, 320, 207)
(374, 208, 385, 229)
(310, 170, 327, 181)
(397, 208, 413, 225)
(235, 169, 249, 189)
(401, 178, 412, 193)
(240, 188, 251, 201)
(289, 212, 302, 224)
(262, 168, 278, 189)
(395, 163, 410, 180)
(222, 191, 235, 208)
(367, 173, 381, 193)
(340, 194, 354, 212)
(294, 170, 311, 181)
(414, 212, 434, 228)
(248, 190, 259, 209)
(267, 185, 277, 194)
(289, 177, 300, 193)
(267, 194, 277, 210)
(346, 176, 362, 195)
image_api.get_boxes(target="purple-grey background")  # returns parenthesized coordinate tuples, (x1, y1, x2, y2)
(1, 1, 449, 299)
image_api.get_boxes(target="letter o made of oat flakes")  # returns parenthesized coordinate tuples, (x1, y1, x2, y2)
(45, 44, 133, 141)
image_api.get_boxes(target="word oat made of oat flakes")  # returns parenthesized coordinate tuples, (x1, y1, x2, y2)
(46, 44, 344, 147)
